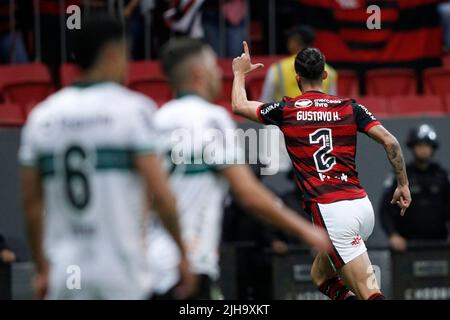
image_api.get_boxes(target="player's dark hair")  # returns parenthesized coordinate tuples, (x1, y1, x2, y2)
(160, 37, 208, 86)
(287, 25, 315, 47)
(72, 16, 124, 71)
(294, 47, 325, 81)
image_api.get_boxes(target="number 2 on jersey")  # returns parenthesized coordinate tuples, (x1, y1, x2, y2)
(63, 145, 91, 210)
(309, 128, 337, 173)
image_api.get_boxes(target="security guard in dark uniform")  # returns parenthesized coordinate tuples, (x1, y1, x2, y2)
(380, 124, 450, 251)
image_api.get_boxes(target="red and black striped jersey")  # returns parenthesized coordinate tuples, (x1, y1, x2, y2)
(257, 90, 380, 204)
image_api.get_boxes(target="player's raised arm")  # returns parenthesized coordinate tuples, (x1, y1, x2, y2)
(231, 41, 265, 122)
(367, 125, 411, 216)
(219, 165, 332, 252)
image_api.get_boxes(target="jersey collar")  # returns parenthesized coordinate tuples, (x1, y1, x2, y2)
(303, 90, 325, 94)
(175, 91, 200, 99)
(72, 81, 113, 88)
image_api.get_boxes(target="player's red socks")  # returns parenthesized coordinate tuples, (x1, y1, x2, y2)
(368, 292, 385, 300)
(318, 276, 356, 300)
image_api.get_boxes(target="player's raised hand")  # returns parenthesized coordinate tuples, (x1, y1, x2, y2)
(232, 41, 264, 75)
(391, 185, 411, 216)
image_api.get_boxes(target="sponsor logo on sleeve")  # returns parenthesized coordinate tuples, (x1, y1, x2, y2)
(261, 103, 280, 115)
(358, 104, 376, 121)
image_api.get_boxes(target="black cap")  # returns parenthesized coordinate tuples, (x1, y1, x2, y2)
(406, 124, 439, 149)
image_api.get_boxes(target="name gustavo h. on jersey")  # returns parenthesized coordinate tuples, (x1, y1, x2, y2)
(296, 110, 341, 121)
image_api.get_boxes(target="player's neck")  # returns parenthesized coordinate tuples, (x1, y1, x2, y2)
(78, 68, 120, 85)
(176, 85, 212, 102)
(301, 83, 324, 94)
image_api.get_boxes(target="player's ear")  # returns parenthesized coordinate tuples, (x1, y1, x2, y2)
(322, 70, 328, 80)
(295, 74, 303, 92)
(190, 63, 204, 81)
(104, 42, 122, 65)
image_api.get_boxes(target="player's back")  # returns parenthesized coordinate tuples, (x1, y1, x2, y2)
(151, 94, 238, 279)
(155, 94, 236, 208)
(19, 82, 157, 299)
(258, 91, 380, 204)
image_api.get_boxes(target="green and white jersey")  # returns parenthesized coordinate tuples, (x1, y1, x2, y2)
(18, 82, 157, 299)
(148, 94, 241, 293)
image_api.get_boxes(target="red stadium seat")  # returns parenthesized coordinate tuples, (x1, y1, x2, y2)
(249, 21, 264, 55)
(247, 55, 286, 100)
(445, 95, 450, 113)
(337, 70, 359, 97)
(127, 61, 172, 101)
(216, 99, 245, 122)
(443, 53, 450, 68)
(217, 58, 234, 103)
(0, 103, 25, 126)
(423, 67, 450, 97)
(354, 96, 389, 117)
(247, 73, 265, 101)
(389, 95, 445, 116)
(0, 63, 54, 107)
(60, 63, 81, 87)
(366, 69, 417, 97)
(251, 55, 285, 70)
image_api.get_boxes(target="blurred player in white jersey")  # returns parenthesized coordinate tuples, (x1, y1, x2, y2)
(19, 17, 195, 300)
(147, 38, 332, 300)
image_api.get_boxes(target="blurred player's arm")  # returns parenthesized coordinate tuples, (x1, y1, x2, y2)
(20, 115, 48, 299)
(135, 155, 184, 252)
(219, 165, 331, 252)
(135, 154, 197, 298)
(231, 41, 265, 122)
(367, 125, 411, 216)
(132, 103, 186, 253)
(21, 166, 48, 299)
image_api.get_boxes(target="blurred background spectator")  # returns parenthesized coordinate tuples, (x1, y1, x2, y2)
(260, 25, 337, 102)
(37, 0, 82, 83)
(438, 1, 450, 52)
(0, 0, 28, 63)
(380, 124, 450, 252)
(164, 0, 206, 38)
(123, 0, 142, 59)
(203, 0, 247, 58)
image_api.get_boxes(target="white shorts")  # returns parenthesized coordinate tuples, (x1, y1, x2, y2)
(46, 262, 152, 300)
(309, 196, 375, 269)
(147, 224, 181, 295)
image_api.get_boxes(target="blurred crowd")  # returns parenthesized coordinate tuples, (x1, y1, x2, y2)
(1, 1, 448, 64)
